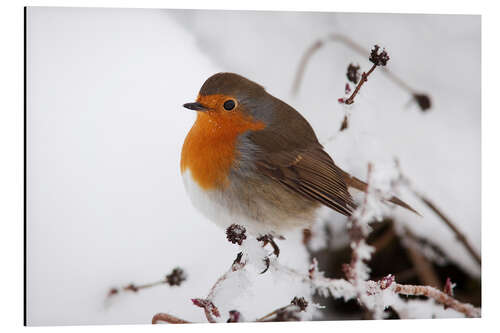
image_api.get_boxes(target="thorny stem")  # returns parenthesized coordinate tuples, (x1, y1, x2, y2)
(344, 64, 377, 105)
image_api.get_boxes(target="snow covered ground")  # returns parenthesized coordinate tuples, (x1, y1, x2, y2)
(26, 7, 480, 325)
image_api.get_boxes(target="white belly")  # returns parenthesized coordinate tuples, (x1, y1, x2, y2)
(182, 169, 318, 236)
(182, 169, 256, 233)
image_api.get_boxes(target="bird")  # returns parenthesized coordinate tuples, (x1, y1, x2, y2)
(181, 72, 416, 253)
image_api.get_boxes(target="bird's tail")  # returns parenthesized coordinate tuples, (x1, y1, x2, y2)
(341, 171, 421, 216)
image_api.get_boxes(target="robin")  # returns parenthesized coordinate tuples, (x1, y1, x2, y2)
(181, 72, 416, 256)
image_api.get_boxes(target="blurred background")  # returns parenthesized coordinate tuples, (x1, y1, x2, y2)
(26, 7, 480, 325)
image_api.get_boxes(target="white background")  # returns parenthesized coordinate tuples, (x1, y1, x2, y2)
(1, 0, 499, 332)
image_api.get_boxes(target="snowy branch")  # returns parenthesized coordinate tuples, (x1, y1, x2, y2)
(393, 283, 480, 317)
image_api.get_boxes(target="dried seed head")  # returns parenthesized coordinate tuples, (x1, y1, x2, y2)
(346, 64, 360, 84)
(226, 224, 247, 245)
(166, 267, 187, 286)
(291, 296, 308, 311)
(124, 283, 139, 292)
(227, 310, 241, 323)
(369, 45, 390, 66)
(108, 288, 119, 297)
(340, 115, 349, 131)
(413, 93, 432, 111)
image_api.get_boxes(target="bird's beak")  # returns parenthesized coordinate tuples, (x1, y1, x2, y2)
(183, 102, 208, 112)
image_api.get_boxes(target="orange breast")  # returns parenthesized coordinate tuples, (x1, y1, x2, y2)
(181, 111, 265, 190)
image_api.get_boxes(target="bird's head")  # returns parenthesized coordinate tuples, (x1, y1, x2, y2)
(183, 72, 274, 128)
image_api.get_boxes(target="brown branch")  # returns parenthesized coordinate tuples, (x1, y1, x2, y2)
(152, 313, 191, 324)
(344, 64, 377, 105)
(404, 228, 442, 288)
(291, 40, 324, 95)
(192, 299, 219, 323)
(256, 297, 308, 322)
(255, 304, 294, 322)
(394, 159, 481, 266)
(393, 283, 480, 318)
(291, 34, 431, 111)
(418, 195, 481, 266)
(107, 267, 186, 297)
(370, 224, 396, 252)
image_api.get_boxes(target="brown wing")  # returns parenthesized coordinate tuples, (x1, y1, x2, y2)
(247, 130, 356, 217)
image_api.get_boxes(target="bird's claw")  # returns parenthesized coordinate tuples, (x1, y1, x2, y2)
(257, 234, 284, 274)
(260, 257, 270, 274)
(257, 234, 283, 257)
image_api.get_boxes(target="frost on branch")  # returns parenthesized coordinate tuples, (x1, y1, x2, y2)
(115, 162, 480, 323)
(113, 38, 478, 321)
(109, 161, 480, 324)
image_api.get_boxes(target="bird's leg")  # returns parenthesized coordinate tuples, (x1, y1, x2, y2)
(257, 234, 285, 274)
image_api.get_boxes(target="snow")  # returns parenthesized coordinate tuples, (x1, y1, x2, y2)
(26, 7, 480, 325)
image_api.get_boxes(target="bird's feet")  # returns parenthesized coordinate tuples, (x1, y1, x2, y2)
(257, 234, 285, 274)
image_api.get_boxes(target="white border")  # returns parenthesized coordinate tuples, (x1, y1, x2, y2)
(1, 0, 497, 332)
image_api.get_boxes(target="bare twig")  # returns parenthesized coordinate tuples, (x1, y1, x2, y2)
(292, 34, 431, 111)
(370, 224, 396, 252)
(108, 267, 186, 297)
(394, 159, 481, 266)
(418, 196, 481, 265)
(256, 304, 295, 322)
(292, 39, 324, 95)
(344, 64, 377, 105)
(404, 228, 442, 288)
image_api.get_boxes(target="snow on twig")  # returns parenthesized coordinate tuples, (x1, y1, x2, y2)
(132, 161, 480, 324)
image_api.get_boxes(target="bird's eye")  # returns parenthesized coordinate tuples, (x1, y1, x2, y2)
(223, 99, 236, 111)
